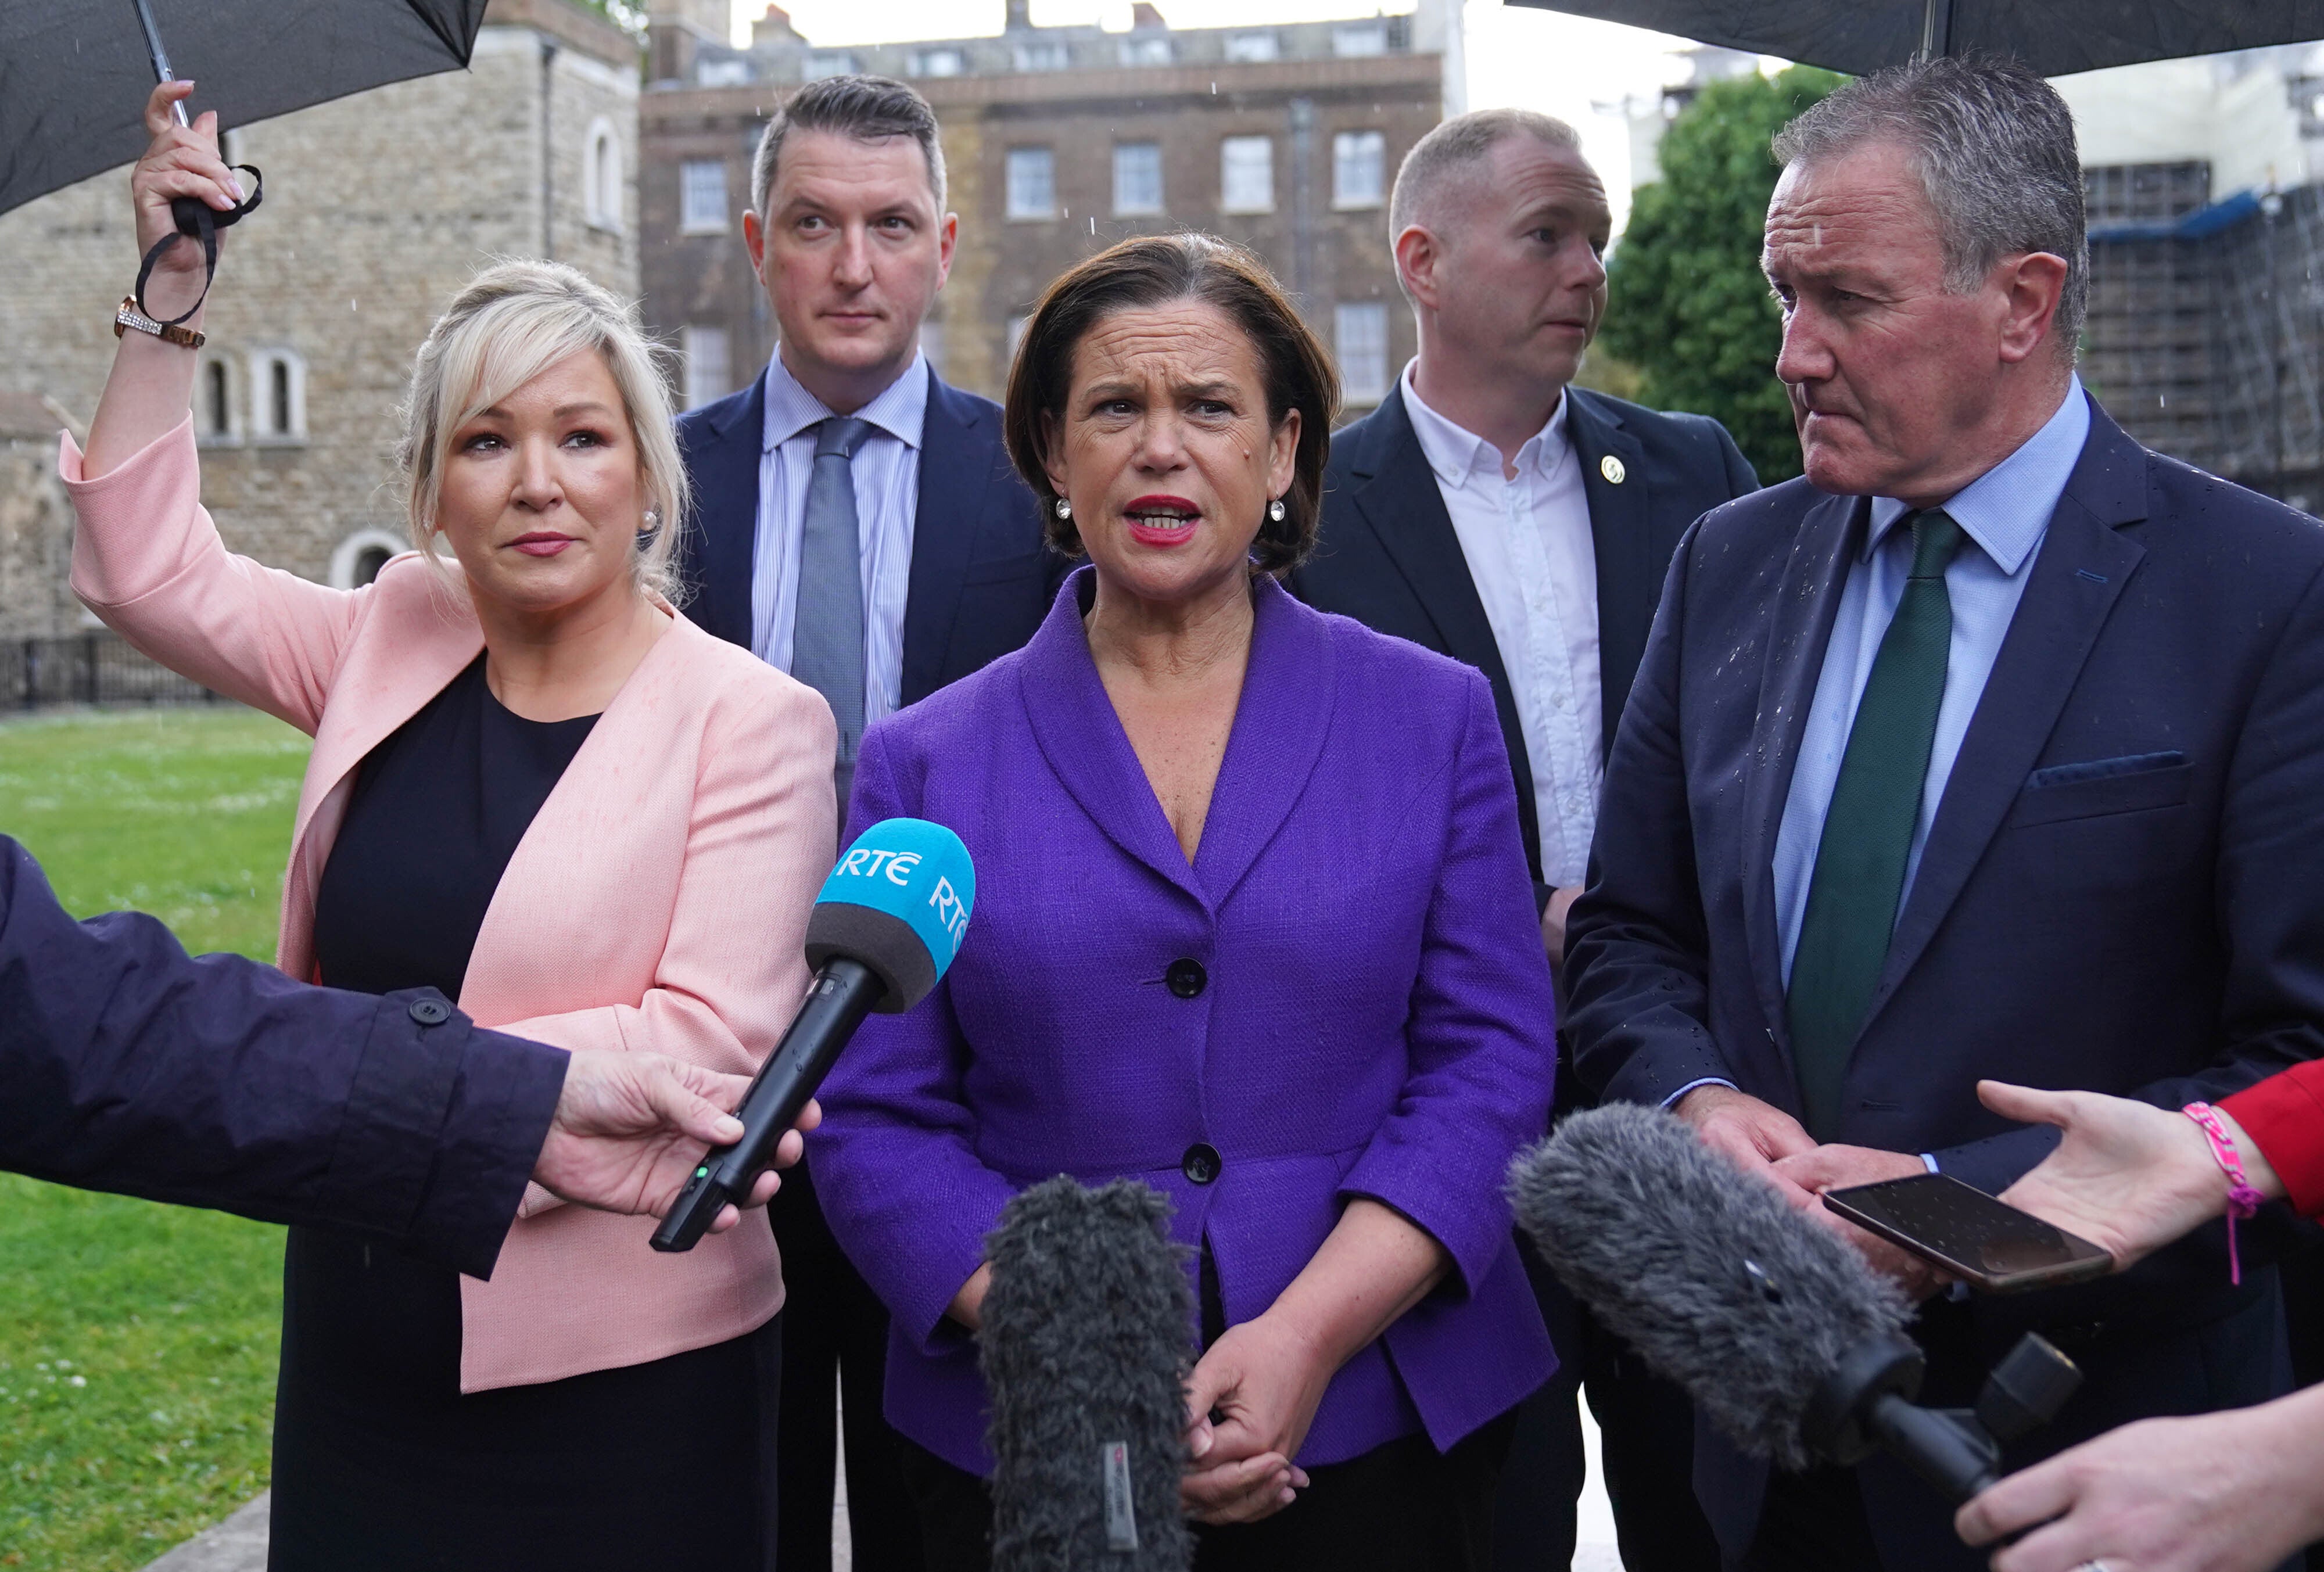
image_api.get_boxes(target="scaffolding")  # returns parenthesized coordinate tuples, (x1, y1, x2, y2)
(2081, 161, 2324, 512)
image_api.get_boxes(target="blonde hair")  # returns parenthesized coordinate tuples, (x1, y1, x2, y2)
(396, 259, 690, 603)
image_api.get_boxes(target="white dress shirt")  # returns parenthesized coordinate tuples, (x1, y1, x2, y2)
(1401, 361, 1602, 887)
(752, 351, 927, 728)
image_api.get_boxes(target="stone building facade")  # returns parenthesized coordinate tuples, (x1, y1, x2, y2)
(0, 0, 639, 639)
(638, 1, 1453, 413)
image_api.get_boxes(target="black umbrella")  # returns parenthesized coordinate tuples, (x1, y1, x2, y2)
(1504, 0, 2324, 77)
(0, 0, 490, 218)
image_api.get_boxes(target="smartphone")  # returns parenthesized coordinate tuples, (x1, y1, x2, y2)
(1821, 1173, 2114, 1294)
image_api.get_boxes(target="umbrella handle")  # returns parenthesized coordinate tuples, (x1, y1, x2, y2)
(130, 0, 192, 127)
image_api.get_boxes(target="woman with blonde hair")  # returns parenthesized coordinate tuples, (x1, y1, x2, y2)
(60, 85, 835, 1569)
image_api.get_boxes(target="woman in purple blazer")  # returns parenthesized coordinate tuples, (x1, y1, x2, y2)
(810, 235, 1558, 1571)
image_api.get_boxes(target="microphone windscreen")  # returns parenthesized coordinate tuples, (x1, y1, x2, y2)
(1507, 1103, 1909, 1469)
(980, 1177, 1195, 1572)
(805, 817, 975, 1013)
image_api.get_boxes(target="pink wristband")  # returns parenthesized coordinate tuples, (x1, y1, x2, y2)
(2183, 1101, 2268, 1286)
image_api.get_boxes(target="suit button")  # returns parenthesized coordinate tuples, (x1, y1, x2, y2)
(1166, 959, 1207, 999)
(1182, 1143, 1221, 1185)
(407, 996, 453, 1027)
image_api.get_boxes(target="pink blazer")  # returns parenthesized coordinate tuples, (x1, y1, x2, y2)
(61, 418, 838, 1392)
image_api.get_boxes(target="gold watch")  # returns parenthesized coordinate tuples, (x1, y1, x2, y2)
(114, 296, 205, 350)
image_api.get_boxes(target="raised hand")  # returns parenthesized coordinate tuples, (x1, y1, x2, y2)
(130, 81, 243, 308)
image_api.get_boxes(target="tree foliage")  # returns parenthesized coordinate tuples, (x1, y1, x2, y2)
(1597, 66, 1846, 483)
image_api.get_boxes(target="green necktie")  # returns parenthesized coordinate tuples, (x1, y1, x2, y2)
(1788, 509, 1965, 1140)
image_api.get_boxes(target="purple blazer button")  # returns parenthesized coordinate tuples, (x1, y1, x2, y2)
(1165, 959, 1207, 998)
(1181, 1143, 1221, 1185)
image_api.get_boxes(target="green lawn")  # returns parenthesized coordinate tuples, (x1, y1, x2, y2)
(0, 706, 311, 1572)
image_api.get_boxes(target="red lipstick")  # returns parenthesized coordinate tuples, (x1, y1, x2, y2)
(1122, 494, 1200, 548)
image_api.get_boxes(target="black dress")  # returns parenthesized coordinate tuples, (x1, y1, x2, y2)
(268, 655, 780, 1572)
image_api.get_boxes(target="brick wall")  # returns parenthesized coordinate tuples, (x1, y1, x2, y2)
(0, 0, 639, 629)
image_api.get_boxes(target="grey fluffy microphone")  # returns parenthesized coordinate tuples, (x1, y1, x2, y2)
(980, 1177, 1196, 1572)
(1507, 1102, 1911, 1470)
(1508, 1104, 2082, 1502)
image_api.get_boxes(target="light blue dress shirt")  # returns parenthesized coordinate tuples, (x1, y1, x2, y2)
(1663, 380, 2092, 1154)
(752, 351, 927, 728)
(1771, 379, 2090, 978)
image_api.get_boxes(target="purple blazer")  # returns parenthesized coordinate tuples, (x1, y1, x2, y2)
(810, 569, 1558, 1475)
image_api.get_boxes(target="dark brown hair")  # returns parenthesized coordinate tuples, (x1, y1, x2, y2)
(1002, 233, 1338, 576)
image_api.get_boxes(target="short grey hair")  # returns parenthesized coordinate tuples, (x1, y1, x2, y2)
(397, 260, 689, 604)
(1772, 53, 2088, 350)
(1387, 107, 1581, 242)
(750, 74, 947, 222)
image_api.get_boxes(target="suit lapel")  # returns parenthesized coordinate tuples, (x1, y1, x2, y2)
(1344, 388, 1539, 857)
(1871, 406, 2147, 1016)
(1191, 577, 1335, 907)
(1741, 490, 1866, 1050)
(904, 368, 996, 704)
(688, 374, 765, 649)
(1565, 389, 1654, 759)
(1018, 568, 1206, 908)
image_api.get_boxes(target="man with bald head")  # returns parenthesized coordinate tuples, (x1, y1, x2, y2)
(1291, 107, 1755, 1570)
(1566, 55, 2323, 1570)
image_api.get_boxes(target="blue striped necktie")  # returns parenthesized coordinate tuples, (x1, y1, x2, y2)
(792, 415, 872, 820)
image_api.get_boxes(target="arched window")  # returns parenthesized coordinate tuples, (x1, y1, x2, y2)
(246, 347, 307, 443)
(329, 528, 409, 590)
(584, 116, 622, 232)
(195, 356, 237, 444)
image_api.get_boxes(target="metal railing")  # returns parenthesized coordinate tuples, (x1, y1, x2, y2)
(2, 632, 222, 709)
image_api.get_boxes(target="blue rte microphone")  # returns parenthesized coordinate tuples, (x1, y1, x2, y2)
(651, 818, 974, 1252)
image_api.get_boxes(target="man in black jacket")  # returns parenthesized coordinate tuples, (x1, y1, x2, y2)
(0, 838, 789, 1275)
(1289, 109, 1755, 1571)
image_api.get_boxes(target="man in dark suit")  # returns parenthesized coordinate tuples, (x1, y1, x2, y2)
(670, 74, 1057, 1572)
(1289, 108, 1753, 1571)
(1566, 57, 2324, 1572)
(0, 838, 788, 1271)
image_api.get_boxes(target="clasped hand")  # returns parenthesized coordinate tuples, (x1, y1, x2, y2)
(1676, 1085, 1951, 1300)
(1178, 1312, 1329, 1524)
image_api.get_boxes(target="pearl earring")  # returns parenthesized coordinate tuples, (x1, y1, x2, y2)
(1053, 497, 1072, 521)
(1267, 498, 1286, 523)
(641, 508, 661, 531)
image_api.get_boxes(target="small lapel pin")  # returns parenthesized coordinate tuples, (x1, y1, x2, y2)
(1600, 454, 1626, 484)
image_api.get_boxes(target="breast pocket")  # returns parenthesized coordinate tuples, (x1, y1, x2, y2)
(2007, 751, 2192, 828)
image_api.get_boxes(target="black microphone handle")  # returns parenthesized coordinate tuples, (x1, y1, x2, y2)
(650, 957, 885, 1252)
(1866, 1391, 2003, 1503)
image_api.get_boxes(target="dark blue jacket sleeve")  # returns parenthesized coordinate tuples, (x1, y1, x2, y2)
(0, 838, 566, 1279)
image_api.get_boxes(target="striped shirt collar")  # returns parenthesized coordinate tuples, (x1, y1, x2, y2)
(761, 350, 929, 455)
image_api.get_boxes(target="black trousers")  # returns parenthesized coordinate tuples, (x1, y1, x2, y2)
(773, 1159, 927, 1572)
(897, 1415, 1518, 1572)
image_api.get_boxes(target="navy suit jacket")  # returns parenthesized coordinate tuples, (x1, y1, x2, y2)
(1289, 382, 1759, 907)
(0, 838, 562, 1279)
(1566, 396, 2324, 1566)
(672, 363, 1062, 702)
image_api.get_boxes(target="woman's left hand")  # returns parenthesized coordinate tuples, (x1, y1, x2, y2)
(1179, 1312, 1327, 1524)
